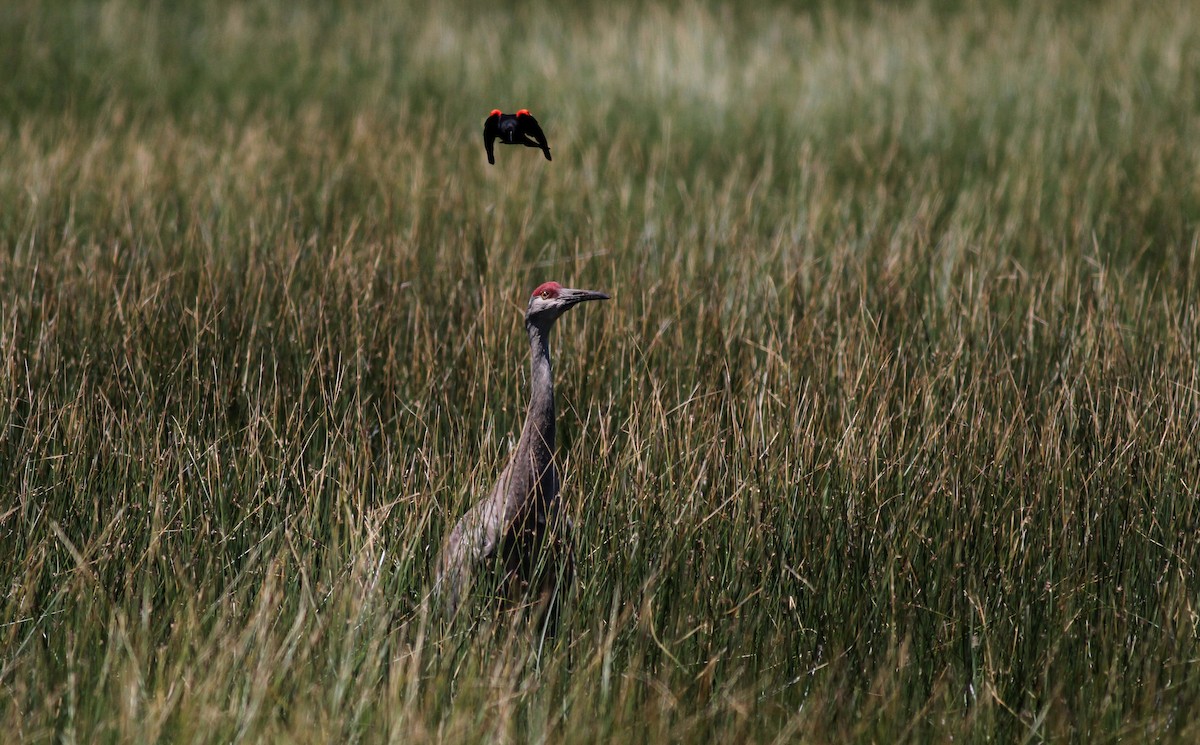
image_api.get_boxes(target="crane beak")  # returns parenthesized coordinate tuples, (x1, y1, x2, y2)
(560, 288, 610, 305)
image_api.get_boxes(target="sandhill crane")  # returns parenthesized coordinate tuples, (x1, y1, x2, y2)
(437, 281, 609, 635)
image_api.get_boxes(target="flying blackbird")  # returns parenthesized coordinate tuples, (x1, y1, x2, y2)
(484, 109, 552, 165)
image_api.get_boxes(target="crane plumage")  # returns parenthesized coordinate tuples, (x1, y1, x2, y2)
(436, 281, 609, 636)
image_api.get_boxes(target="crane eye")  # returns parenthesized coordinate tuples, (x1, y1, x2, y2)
(541, 290, 551, 298)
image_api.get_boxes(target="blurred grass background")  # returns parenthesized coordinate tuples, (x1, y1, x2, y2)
(1, 0, 1199, 741)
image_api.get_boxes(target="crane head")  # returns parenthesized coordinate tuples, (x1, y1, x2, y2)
(526, 281, 610, 326)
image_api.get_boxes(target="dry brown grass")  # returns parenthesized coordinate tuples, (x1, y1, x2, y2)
(2, 0, 1199, 741)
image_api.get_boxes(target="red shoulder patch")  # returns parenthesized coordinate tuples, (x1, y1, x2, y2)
(531, 281, 562, 299)
(489, 109, 502, 117)
(516, 109, 531, 117)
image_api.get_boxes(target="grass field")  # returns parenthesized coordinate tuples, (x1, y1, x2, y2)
(2, 0, 1199, 741)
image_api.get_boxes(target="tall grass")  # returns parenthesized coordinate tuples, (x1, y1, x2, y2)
(2, 0, 1199, 741)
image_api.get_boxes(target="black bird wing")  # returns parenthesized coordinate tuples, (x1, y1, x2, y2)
(483, 112, 501, 165)
(517, 111, 552, 161)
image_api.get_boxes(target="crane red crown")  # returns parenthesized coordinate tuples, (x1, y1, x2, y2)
(531, 281, 562, 299)
(516, 109, 531, 117)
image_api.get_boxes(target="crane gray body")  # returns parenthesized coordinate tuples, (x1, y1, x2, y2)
(437, 282, 609, 633)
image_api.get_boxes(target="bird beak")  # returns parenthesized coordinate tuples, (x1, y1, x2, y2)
(560, 288, 610, 305)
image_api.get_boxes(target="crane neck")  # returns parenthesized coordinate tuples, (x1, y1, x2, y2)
(524, 321, 556, 451)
